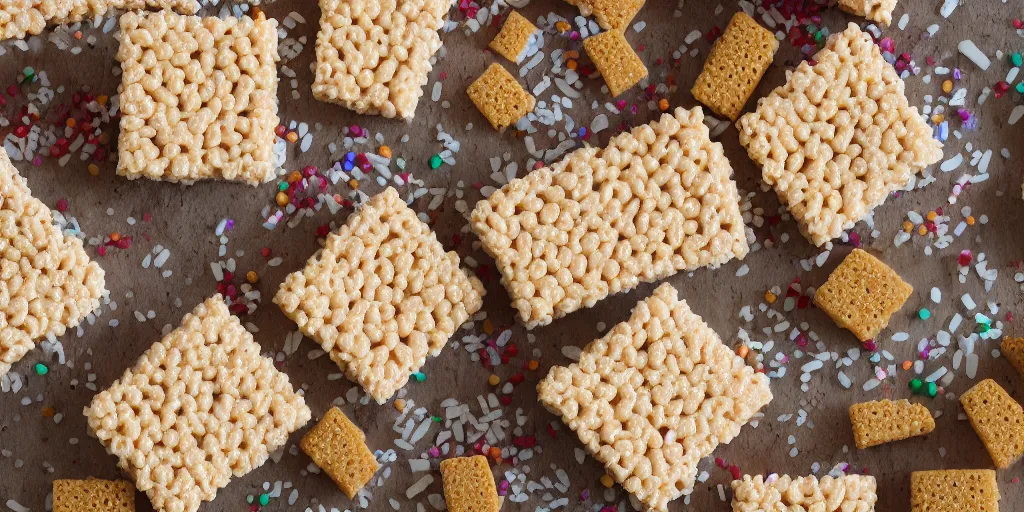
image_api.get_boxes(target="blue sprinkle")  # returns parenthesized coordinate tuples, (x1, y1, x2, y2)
(343, 161, 355, 171)
(345, 152, 356, 163)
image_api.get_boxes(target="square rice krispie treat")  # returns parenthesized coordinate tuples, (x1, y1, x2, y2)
(312, 0, 453, 120)
(84, 295, 311, 512)
(439, 455, 500, 512)
(467, 63, 536, 131)
(53, 478, 134, 512)
(0, 0, 198, 41)
(849, 399, 935, 449)
(584, 29, 648, 98)
(839, 0, 898, 26)
(564, 0, 645, 31)
(489, 10, 540, 64)
(737, 23, 943, 246)
(911, 470, 1000, 512)
(0, 147, 106, 378)
(538, 283, 772, 511)
(732, 474, 877, 511)
(813, 248, 912, 342)
(300, 407, 379, 498)
(691, 12, 778, 121)
(1001, 337, 1024, 377)
(960, 378, 1024, 469)
(275, 187, 485, 403)
(471, 107, 749, 329)
(116, 11, 280, 186)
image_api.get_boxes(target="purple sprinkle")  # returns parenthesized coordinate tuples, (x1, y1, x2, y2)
(428, 446, 440, 457)
(953, 68, 962, 80)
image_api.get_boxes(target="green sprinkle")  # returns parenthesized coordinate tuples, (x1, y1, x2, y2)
(429, 155, 443, 169)
(918, 308, 931, 320)
(34, 363, 48, 376)
(278, 181, 289, 191)
(247, 495, 255, 504)
(432, 416, 442, 423)
(412, 372, 426, 382)
(909, 378, 923, 393)
(1016, 82, 1024, 95)
(926, 381, 938, 398)
(1013, 52, 1023, 66)
(259, 494, 270, 506)
(397, 158, 407, 170)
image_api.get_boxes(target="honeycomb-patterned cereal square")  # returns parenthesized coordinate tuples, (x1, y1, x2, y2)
(0, 0, 198, 41)
(538, 283, 772, 512)
(583, 29, 648, 98)
(564, 0, 645, 31)
(489, 10, 539, 64)
(731, 474, 878, 511)
(813, 249, 912, 342)
(467, 63, 536, 131)
(848, 399, 935, 449)
(691, 11, 778, 121)
(53, 478, 134, 512)
(275, 187, 485, 403)
(471, 107, 749, 329)
(737, 23, 943, 246)
(839, 0, 899, 26)
(911, 470, 1000, 512)
(960, 379, 1024, 469)
(300, 407, 379, 498)
(1000, 337, 1024, 378)
(0, 147, 106, 378)
(84, 295, 311, 512)
(439, 455, 500, 512)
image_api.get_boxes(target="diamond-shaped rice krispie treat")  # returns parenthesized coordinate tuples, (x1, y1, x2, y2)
(584, 29, 648, 98)
(538, 283, 772, 511)
(300, 407, 379, 498)
(564, 0, 645, 31)
(849, 399, 935, 449)
(813, 249, 912, 342)
(489, 10, 540, 64)
(116, 11, 280, 185)
(275, 187, 485, 403)
(732, 474, 877, 511)
(960, 378, 1024, 469)
(839, 0, 898, 26)
(440, 455, 501, 512)
(467, 63, 536, 131)
(911, 470, 1000, 512)
(312, 0, 453, 120)
(53, 478, 134, 512)
(737, 23, 942, 246)
(0, 147, 106, 378)
(84, 295, 311, 512)
(691, 12, 778, 121)
(0, 0, 198, 41)
(471, 107, 749, 329)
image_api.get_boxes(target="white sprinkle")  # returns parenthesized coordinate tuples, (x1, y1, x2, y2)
(1009, 105, 1024, 125)
(940, 153, 963, 172)
(939, 0, 958, 17)
(897, 13, 909, 30)
(561, 346, 581, 361)
(406, 474, 434, 499)
(958, 40, 991, 71)
(961, 294, 976, 310)
(736, 264, 749, 277)
(431, 81, 442, 102)
(966, 353, 979, 379)
(930, 287, 941, 303)
(5, 501, 29, 512)
(891, 332, 910, 342)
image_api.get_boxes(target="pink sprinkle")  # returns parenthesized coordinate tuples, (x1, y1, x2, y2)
(428, 446, 440, 457)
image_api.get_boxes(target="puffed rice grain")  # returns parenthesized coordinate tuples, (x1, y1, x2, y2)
(731, 474, 878, 512)
(0, 0, 198, 41)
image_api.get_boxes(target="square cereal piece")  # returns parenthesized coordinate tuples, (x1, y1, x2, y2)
(275, 187, 485, 403)
(1000, 337, 1024, 377)
(813, 249, 912, 342)
(839, 0, 898, 26)
(439, 455, 500, 512)
(0, 147, 106, 378)
(300, 407, 379, 498)
(538, 283, 772, 511)
(312, 0, 452, 120)
(911, 470, 1000, 512)
(116, 11, 279, 186)
(732, 474, 877, 511)
(489, 11, 540, 64)
(0, 0, 198, 41)
(471, 107, 749, 329)
(960, 379, 1024, 469)
(738, 24, 942, 246)
(691, 12, 778, 121)
(564, 0, 645, 31)
(467, 63, 536, 131)
(849, 399, 935, 449)
(53, 478, 134, 512)
(583, 29, 648, 98)
(84, 295, 311, 512)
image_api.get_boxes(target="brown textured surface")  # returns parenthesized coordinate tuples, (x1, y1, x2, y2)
(53, 478, 134, 512)
(691, 11, 778, 121)
(488, 11, 538, 64)
(849, 399, 935, 449)
(300, 407, 379, 499)
(813, 248, 913, 342)
(583, 29, 648, 98)
(961, 379, 1024, 469)
(911, 470, 1000, 512)
(467, 63, 536, 131)
(439, 455, 500, 512)
(1001, 337, 1024, 378)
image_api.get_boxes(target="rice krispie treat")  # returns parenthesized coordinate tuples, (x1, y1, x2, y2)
(116, 11, 280, 186)
(732, 474, 878, 512)
(275, 187, 485, 403)
(583, 29, 648, 98)
(1000, 337, 1024, 377)
(471, 107, 748, 329)
(960, 378, 1024, 469)
(467, 63, 536, 131)
(691, 12, 778, 121)
(489, 11, 540, 64)
(911, 470, 1000, 512)
(84, 296, 311, 512)
(564, 0, 645, 31)
(737, 23, 942, 246)
(538, 283, 772, 511)
(300, 407, 379, 498)
(53, 478, 134, 512)
(312, 0, 453, 120)
(439, 455, 500, 512)
(0, 147, 106, 378)
(813, 249, 913, 342)
(0, 0, 198, 41)
(839, 0, 898, 26)
(849, 399, 935, 449)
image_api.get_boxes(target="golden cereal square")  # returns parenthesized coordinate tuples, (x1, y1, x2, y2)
(732, 474, 878, 511)
(737, 24, 942, 246)
(911, 470, 1000, 512)
(1001, 337, 1024, 377)
(53, 478, 134, 512)
(960, 379, 1024, 469)
(583, 29, 648, 98)
(467, 63, 536, 131)
(0, 0, 198, 41)
(691, 12, 778, 121)
(489, 11, 539, 64)
(538, 283, 773, 512)
(439, 455, 500, 512)
(839, 0, 899, 26)
(300, 407, 379, 498)
(116, 11, 280, 185)
(849, 399, 935, 449)
(275, 187, 485, 403)
(564, 0, 645, 31)
(813, 249, 912, 342)
(471, 107, 749, 329)
(84, 296, 312, 512)
(0, 147, 106, 378)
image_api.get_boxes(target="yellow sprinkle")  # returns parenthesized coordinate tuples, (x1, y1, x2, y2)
(394, 398, 406, 412)
(942, 80, 953, 93)
(966, 216, 975, 225)
(555, 21, 571, 33)
(488, 374, 500, 386)
(917, 225, 928, 236)
(600, 474, 615, 488)
(764, 291, 776, 304)
(378, 145, 392, 159)
(88, 163, 100, 176)
(246, 271, 259, 284)
(931, 114, 944, 124)
(926, 211, 937, 221)
(902, 220, 914, 232)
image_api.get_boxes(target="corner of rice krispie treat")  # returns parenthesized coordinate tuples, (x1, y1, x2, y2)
(312, 0, 454, 120)
(53, 478, 134, 512)
(813, 248, 912, 342)
(691, 11, 778, 121)
(470, 106, 749, 329)
(960, 378, 1024, 469)
(564, 0, 645, 31)
(732, 474, 878, 511)
(84, 295, 311, 512)
(0, 147, 106, 378)
(583, 29, 648, 98)
(839, 0, 898, 26)
(538, 283, 772, 511)
(911, 469, 1000, 512)
(300, 407, 379, 498)
(116, 10, 280, 186)
(737, 23, 942, 246)
(0, 0, 198, 41)
(467, 63, 536, 131)
(275, 187, 485, 403)
(439, 455, 500, 512)
(849, 399, 935, 449)
(1000, 337, 1024, 377)
(489, 10, 540, 64)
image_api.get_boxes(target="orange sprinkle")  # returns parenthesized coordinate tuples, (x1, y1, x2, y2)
(348, 178, 359, 190)
(942, 80, 953, 93)
(96, 95, 108, 106)
(567, 59, 578, 71)
(394, 398, 406, 412)
(563, 50, 579, 60)
(902, 220, 914, 232)
(926, 211, 937, 221)
(527, 360, 539, 371)
(555, 21, 571, 33)
(73, 31, 82, 40)
(600, 474, 615, 488)
(246, 271, 259, 284)
(66, 118, 76, 128)
(658, 98, 670, 111)
(736, 345, 749, 358)
(488, 446, 501, 459)
(378, 145, 392, 159)
(41, 407, 55, 417)
(967, 215, 975, 225)
(902, 361, 913, 371)
(931, 114, 944, 124)
(764, 291, 777, 304)
(483, 319, 494, 335)
(488, 374, 500, 386)
(88, 164, 99, 176)
(109, 232, 121, 242)
(275, 192, 289, 206)
(287, 171, 302, 183)
(917, 225, 928, 236)
(285, 131, 299, 143)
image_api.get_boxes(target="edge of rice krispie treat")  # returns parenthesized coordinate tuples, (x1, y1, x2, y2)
(737, 23, 943, 246)
(813, 248, 913, 342)
(691, 12, 778, 121)
(300, 407, 379, 499)
(838, 0, 899, 26)
(275, 187, 485, 403)
(731, 474, 878, 511)
(53, 478, 134, 512)
(848, 399, 935, 449)
(0, 147, 106, 378)
(84, 295, 311, 512)
(116, 10, 280, 185)
(489, 10, 540, 64)
(538, 283, 773, 512)
(1000, 337, 1024, 377)
(583, 29, 648, 98)
(467, 63, 537, 131)
(911, 470, 1000, 512)
(0, 0, 199, 41)
(439, 455, 500, 512)
(470, 107, 749, 329)
(564, 0, 645, 31)
(960, 378, 1024, 469)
